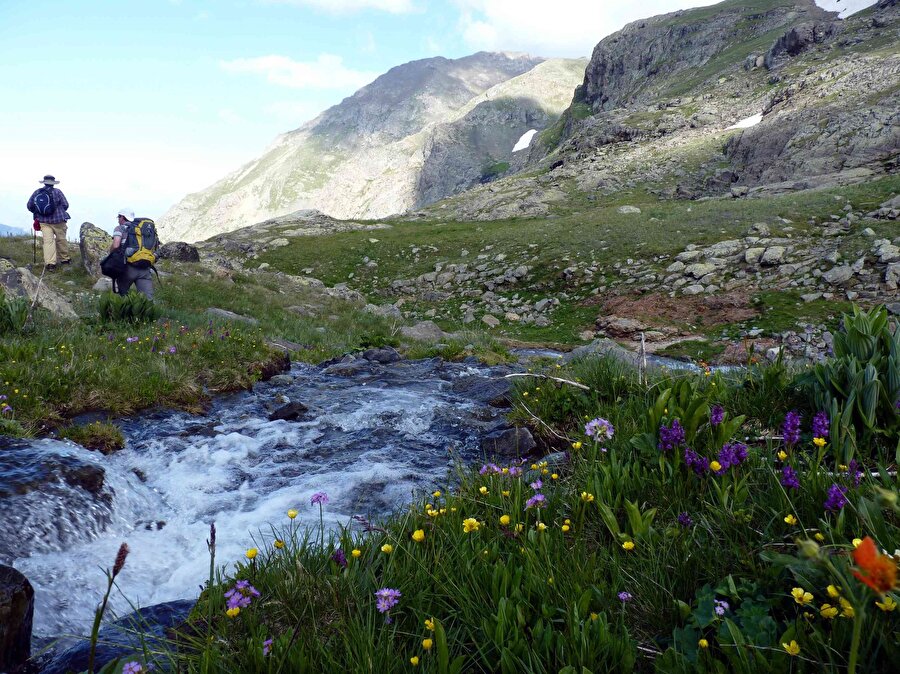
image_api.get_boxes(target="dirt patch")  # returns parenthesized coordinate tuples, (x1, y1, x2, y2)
(587, 291, 760, 329)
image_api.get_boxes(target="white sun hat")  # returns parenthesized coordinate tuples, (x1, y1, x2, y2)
(117, 208, 135, 221)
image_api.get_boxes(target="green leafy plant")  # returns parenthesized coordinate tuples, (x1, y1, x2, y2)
(0, 290, 29, 335)
(98, 290, 161, 325)
(802, 305, 900, 456)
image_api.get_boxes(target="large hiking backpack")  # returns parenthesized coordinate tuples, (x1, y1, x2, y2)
(33, 187, 56, 218)
(124, 217, 160, 269)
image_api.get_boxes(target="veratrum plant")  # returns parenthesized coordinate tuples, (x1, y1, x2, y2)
(804, 305, 899, 452)
(0, 290, 29, 334)
(99, 290, 160, 325)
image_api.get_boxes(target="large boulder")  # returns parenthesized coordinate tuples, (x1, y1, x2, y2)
(79, 222, 112, 278)
(157, 241, 200, 262)
(400, 320, 447, 342)
(0, 259, 77, 320)
(0, 565, 34, 673)
(480, 427, 536, 457)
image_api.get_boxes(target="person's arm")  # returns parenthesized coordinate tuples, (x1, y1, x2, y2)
(58, 190, 69, 211)
(110, 226, 122, 252)
(26, 191, 35, 214)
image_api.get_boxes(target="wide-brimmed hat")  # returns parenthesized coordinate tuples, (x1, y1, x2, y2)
(40, 174, 60, 185)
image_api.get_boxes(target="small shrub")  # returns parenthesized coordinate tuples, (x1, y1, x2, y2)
(58, 421, 125, 454)
(99, 290, 161, 325)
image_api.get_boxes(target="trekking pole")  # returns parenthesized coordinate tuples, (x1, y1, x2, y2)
(33, 230, 36, 264)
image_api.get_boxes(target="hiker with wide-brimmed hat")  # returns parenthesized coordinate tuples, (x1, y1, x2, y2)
(26, 174, 71, 270)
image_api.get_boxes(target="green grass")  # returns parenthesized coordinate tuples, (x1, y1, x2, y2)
(655, 339, 728, 363)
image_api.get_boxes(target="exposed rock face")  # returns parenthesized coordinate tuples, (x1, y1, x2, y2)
(480, 426, 536, 457)
(160, 55, 585, 242)
(765, 21, 837, 68)
(577, 1, 826, 112)
(157, 241, 200, 262)
(0, 258, 78, 320)
(78, 221, 111, 278)
(0, 565, 34, 673)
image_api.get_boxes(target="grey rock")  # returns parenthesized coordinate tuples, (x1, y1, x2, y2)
(682, 284, 705, 295)
(268, 401, 310, 422)
(482, 314, 500, 328)
(0, 565, 34, 673)
(78, 222, 112, 279)
(801, 292, 823, 302)
(365, 303, 402, 319)
(666, 260, 685, 272)
(885, 263, 900, 288)
(685, 263, 717, 278)
(822, 265, 853, 285)
(747, 222, 771, 236)
(400, 320, 447, 341)
(92, 277, 113, 292)
(761, 246, 786, 266)
(480, 427, 536, 457)
(205, 307, 259, 325)
(451, 375, 512, 407)
(617, 205, 641, 214)
(157, 241, 200, 262)
(0, 260, 78, 319)
(744, 247, 765, 264)
(362, 347, 402, 364)
(703, 240, 742, 257)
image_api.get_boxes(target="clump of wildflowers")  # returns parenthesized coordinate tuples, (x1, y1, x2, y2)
(782, 411, 802, 447)
(657, 419, 685, 452)
(677, 512, 693, 528)
(525, 493, 546, 509)
(684, 448, 709, 475)
(717, 442, 748, 470)
(585, 417, 614, 441)
(123, 663, 144, 674)
(714, 599, 729, 616)
(812, 410, 829, 438)
(331, 548, 348, 568)
(710, 405, 725, 427)
(780, 465, 800, 490)
(618, 591, 632, 603)
(263, 639, 273, 656)
(225, 580, 260, 611)
(374, 588, 401, 623)
(310, 492, 329, 506)
(824, 484, 848, 512)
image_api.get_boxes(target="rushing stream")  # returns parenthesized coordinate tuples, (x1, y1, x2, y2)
(1, 355, 518, 640)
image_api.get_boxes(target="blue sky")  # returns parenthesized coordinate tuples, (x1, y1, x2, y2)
(0, 0, 873, 234)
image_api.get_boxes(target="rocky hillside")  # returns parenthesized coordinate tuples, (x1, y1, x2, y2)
(430, 0, 898, 221)
(160, 54, 586, 242)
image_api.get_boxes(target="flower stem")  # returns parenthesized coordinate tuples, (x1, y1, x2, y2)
(87, 572, 115, 673)
(848, 611, 863, 674)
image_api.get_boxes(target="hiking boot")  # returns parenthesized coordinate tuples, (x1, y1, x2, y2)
(46, 263, 57, 271)
(60, 259, 71, 265)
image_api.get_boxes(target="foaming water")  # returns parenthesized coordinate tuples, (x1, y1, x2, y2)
(2, 358, 511, 638)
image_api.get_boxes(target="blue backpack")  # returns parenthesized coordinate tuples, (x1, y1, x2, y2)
(34, 187, 56, 218)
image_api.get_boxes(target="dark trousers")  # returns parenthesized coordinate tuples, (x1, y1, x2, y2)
(118, 264, 154, 299)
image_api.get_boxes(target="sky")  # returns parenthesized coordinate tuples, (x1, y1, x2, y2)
(0, 0, 877, 234)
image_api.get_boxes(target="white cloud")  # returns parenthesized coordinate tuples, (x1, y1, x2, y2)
(455, 0, 721, 57)
(265, 0, 416, 14)
(220, 54, 377, 89)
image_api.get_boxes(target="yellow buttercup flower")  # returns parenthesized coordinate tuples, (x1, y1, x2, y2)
(826, 584, 841, 598)
(820, 603, 839, 619)
(515, 523, 524, 532)
(351, 549, 361, 558)
(432, 490, 441, 498)
(245, 548, 258, 560)
(274, 539, 285, 549)
(463, 518, 480, 533)
(698, 638, 709, 649)
(876, 596, 897, 612)
(502, 490, 510, 497)
(479, 486, 489, 495)
(838, 464, 848, 471)
(777, 450, 788, 461)
(542, 468, 549, 475)
(287, 509, 298, 519)
(536, 522, 547, 531)
(852, 538, 862, 548)
(500, 515, 511, 526)
(581, 491, 595, 503)
(551, 473, 559, 480)
(784, 514, 798, 525)
(590, 612, 599, 621)
(791, 587, 813, 605)
(410, 656, 419, 666)
(422, 638, 433, 651)
(813, 437, 826, 448)
(782, 640, 800, 656)
(814, 533, 825, 542)
(561, 524, 570, 533)
(839, 597, 854, 618)
(425, 618, 435, 631)
(572, 441, 582, 450)
(412, 529, 425, 543)
(531, 463, 538, 470)
(226, 607, 240, 618)
(622, 541, 635, 551)
(381, 543, 393, 554)
(710, 460, 722, 472)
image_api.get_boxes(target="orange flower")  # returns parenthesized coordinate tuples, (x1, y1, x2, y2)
(852, 537, 897, 593)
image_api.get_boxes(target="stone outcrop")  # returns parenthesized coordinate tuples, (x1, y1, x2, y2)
(78, 221, 112, 278)
(0, 258, 78, 320)
(0, 565, 34, 673)
(157, 241, 200, 262)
